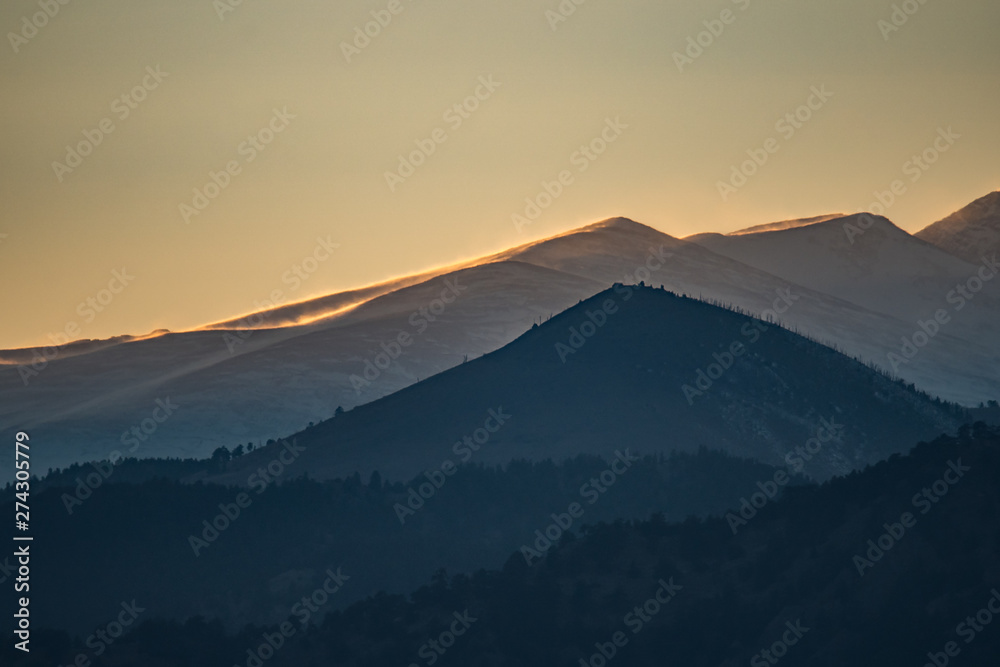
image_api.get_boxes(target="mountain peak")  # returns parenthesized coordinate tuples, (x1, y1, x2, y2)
(916, 190, 1000, 263)
(215, 283, 960, 485)
(832, 211, 902, 233)
(688, 212, 900, 243)
(580, 216, 655, 233)
(936, 191, 1000, 228)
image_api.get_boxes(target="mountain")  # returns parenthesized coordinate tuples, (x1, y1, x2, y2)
(0, 330, 170, 365)
(688, 213, 999, 335)
(3, 213, 995, 477)
(726, 213, 845, 236)
(6, 449, 788, 634)
(916, 190, 1000, 264)
(11, 424, 1000, 667)
(216, 285, 963, 486)
(0, 260, 605, 474)
(688, 212, 1000, 405)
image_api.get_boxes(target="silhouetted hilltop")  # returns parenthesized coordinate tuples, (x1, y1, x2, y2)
(221, 285, 963, 485)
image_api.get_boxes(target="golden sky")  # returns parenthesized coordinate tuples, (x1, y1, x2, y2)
(1, 0, 998, 349)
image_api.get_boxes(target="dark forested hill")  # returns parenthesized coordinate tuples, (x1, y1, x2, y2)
(218, 284, 965, 485)
(3, 448, 787, 635)
(7, 424, 998, 666)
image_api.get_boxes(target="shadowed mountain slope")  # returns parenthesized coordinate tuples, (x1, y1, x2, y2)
(3, 212, 995, 478)
(218, 285, 964, 486)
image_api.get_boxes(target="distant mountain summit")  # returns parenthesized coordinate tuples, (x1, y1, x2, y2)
(686, 212, 1000, 394)
(4, 203, 997, 476)
(686, 212, 982, 324)
(218, 285, 963, 486)
(580, 215, 650, 230)
(916, 191, 1000, 264)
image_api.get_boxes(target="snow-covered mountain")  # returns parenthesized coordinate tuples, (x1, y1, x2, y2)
(687, 212, 1000, 347)
(916, 191, 1000, 264)
(687, 212, 1000, 407)
(215, 286, 964, 486)
(2, 204, 998, 476)
(727, 213, 845, 236)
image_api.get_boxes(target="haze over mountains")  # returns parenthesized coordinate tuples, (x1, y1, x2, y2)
(2, 287, 979, 636)
(687, 211, 1000, 404)
(2, 192, 998, 475)
(217, 286, 963, 486)
(4, 192, 999, 666)
(9, 425, 1000, 665)
(7, 0, 997, 661)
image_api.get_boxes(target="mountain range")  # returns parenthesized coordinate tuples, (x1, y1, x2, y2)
(214, 285, 964, 486)
(2, 191, 998, 476)
(9, 424, 999, 666)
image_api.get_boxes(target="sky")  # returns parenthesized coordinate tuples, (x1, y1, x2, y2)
(1, 0, 998, 350)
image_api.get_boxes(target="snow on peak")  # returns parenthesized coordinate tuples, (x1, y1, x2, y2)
(916, 191, 1000, 264)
